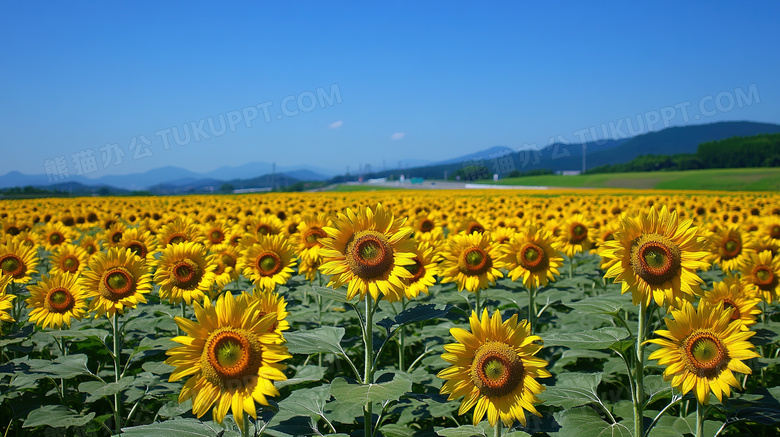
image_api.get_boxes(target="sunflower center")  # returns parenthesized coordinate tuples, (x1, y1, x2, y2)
(125, 241, 147, 258)
(201, 328, 263, 388)
(630, 234, 681, 286)
(467, 223, 485, 235)
(722, 238, 741, 259)
(49, 232, 63, 245)
(256, 224, 272, 235)
(111, 232, 123, 243)
(100, 267, 136, 301)
(220, 253, 237, 268)
(44, 288, 75, 313)
(62, 255, 80, 273)
(753, 266, 776, 290)
(167, 234, 186, 245)
(345, 231, 395, 281)
(470, 341, 524, 398)
(303, 228, 327, 248)
(172, 259, 202, 289)
(519, 243, 549, 272)
(459, 246, 492, 276)
(6, 225, 20, 235)
(683, 330, 728, 377)
(210, 230, 224, 243)
(771, 225, 780, 239)
(569, 223, 588, 243)
(721, 299, 741, 321)
(85, 244, 97, 255)
(420, 219, 434, 232)
(405, 258, 426, 282)
(0, 254, 25, 278)
(257, 252, 283, 276)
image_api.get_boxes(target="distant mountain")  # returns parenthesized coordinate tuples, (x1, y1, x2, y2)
(205, 162, 335, 181)
(91, 166, 204, 190)
(433, 146, 515, 166)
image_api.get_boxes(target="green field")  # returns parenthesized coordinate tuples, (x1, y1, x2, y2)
(330, 184, 401, 192)
(483, 168, 780, 191)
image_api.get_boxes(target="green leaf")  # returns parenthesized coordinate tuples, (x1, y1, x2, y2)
(77, 377, 135, 402)
(566, 295, 631, 315)
(275, 365, 326, 390)
(23, 405, 96, 428)
(643, 375, 673, 405)
(540, 373, 604, 409)
(544, 327, 629, 350)
(552, 407, 632, 437)
(34, 354, 93, 379)
(377, 304, 452, 334)
(436, 423, 492, 436)
(330, 373, 412, 405)
(275, 384, 330, 422)
(48, 328, 109, 343)
(142, 360, 174, 375)
(156, 399, 193, 419)
(121, 419, 235, 436)
(311, 285, 349, 303)
(285, 326, 347, 356)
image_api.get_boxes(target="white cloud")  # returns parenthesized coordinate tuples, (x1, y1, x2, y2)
(390, 132, 405, 140)
(328, 120, 343, 129)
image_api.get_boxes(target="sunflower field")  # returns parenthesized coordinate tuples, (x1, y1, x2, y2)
(0, 190, 779, 437)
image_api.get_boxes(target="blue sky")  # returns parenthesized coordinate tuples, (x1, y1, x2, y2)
(2, 1, 778, 177)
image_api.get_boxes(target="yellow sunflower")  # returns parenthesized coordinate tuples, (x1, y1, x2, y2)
(503, 225, 563, 290)
(26, 273, 88, 329)
(82, 247, 153, 317)
(39, 221, 75, 251)
(103, 222, 127, 247)
(49, 243, 88, 276)
(490, 227, 516, 247)
(298, 256, 321, 282)
(209, 244, 240, 290)
(201, 219, 232, 248)
(438, 309, 550, 427)
(165, 292, 290, 432)
(402, 241, 441, 299)
(557, 214, 593, 258)
(0, 240, 39, 284)
(158, 217, 204, 248)
(239, 289, 290, 338)
(246, 214, 284, 237)
(440, 232, 504, 293)
(703, 276, 761, 330)
(739, 250, 780, 303)
(6, 230, 39, 249)
(707, 225, 754, 273)
(647, 299, 759, 405)
(453, 216, 489, 236)
(154, 242, 217, 306)
(77, 235, 102, 259)
(0, 275, 14, 323)
(319, 204, 416, 301)
(119, 227, 158, 262)
(293, 213, 330, 264)
(238, 235, 297, 292)
(599, 206, 710, 307)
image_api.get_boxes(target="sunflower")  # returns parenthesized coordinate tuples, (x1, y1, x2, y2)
(503, 225, 563, 290)
(599, 206, 710, 307)
(647, 299, 759, 405)
(298, 256, 321, 282)
(440, 232, 504, 293)
(49, 243, 88, 276)
(26, 273, 88, 329)
(103, 222, 127, 247)
(238, 235, 297, 292)
(739, 250, 780, 303)
(0, 217, 25, 237)
(246, 214, 284, 237)
(707, 225, 754, 273)
(490, 227, 516, 247)
(402, 241, 441, 299)
(5, 230, 39, 249)
(165, 292, 290, 432)
(438, 309, 550, 427)
(319, 204, 416, 301)
(39, 221, 75, 251)
(82, 247, 153, 317)
(293, 213, 330, 264)
(0, 240, 39, 284)
(748, 236, 778, 258)
(453, 216, 489, 236)
(119, 227, 158, 262)
(209, 244, 240, 290)
(239, 289, 290, 338)
(557, 214, 593, 258)
(201, 219, 232, 248)
(703, 276, 761, 330)
(77, 235, 102, 259)
(155, 242, 217, 306)
(158, 217, 204, 248)
(0, 275, 14, 323)
(412, 212, 444, 237)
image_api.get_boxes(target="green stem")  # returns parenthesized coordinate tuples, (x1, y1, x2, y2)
(695, 402, 705, 437)
(112, 313, 122, 434)
(242, 413, 250, 437)
(364, 294, 375, 437)
(634, 301, 648, 437)
(494, 420, 503, 437)
(398, 299, 407, 370)
(569, 258, 573, 279)
(528, 286, 536, 334)
(475, 289, 481, 315)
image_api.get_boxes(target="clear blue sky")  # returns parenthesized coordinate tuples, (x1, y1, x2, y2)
(2, 1, 779, 177)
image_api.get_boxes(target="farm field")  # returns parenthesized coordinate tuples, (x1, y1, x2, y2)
(0, 190, 779, 437)
(482, 168, 780, 191)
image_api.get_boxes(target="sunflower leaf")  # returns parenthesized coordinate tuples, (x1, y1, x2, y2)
(544, 327, 629, 350)
(540, 373, 604, 409)
(120, 418, 237, 436)
(376, 303, 452, 335)
(22, 405, 95, 429)
(47, 327, 109, 343)
(565, 295, 632, 315)
(329, 373, 412, 405)
(274, 365, 326, 390)
(285, 326, 347, 356)
(311, 285, 349, 303)
(551, 406, 632, 437)
(33, 353, 93, 379)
